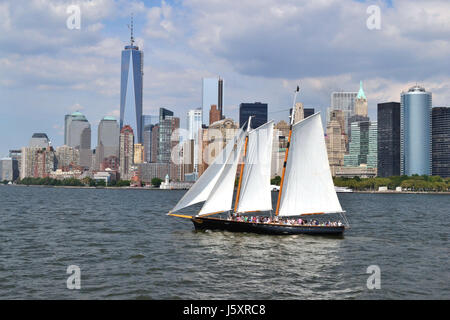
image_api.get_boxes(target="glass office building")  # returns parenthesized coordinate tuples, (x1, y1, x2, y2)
(239, 102, 268, 129)
(96, 116, 120, 168)
(400, 86, 432, 176)
(344, 121, 377, 168)
(120, 24, 143, 143)
(432, 107, 450, 178)
(377, 102, 401, 177)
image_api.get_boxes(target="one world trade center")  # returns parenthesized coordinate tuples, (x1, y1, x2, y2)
(120, 16, 143, 143)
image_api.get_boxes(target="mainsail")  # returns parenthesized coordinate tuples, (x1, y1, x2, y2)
(236, 121, 274, 213)
(278, 113, 343, 216)
(169, 128, 244, 213)
(198, 133, 245, 216)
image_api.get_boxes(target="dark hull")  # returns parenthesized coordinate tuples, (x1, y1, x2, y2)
(191, 217, 345, 236)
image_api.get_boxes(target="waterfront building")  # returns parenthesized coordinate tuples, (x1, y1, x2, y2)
(9, 150, 22, 178)
(330, 90, 357, 135)
(138, 162, 184, 183)
(202, 118, 239, 171)
(20, 146, 56, 179)
(0, 157, 19, 181)
(304, 108, 315, 118)
(55, 145, 80, 169)
(49, 168, 82, 180)
(157, 108, 180, 163)
(120, 17, 144, 143)
(377, 102, 401, 177)
(239, 102, 268, 129)
(29, 133, 50, 148)
(432, 107, 450, 178)
(151, 124, 159, 163)
(355, 81, 368, 117)
(187, 108, 202, 173)
(344, 121, 377, 168)
(334, 165, 377, 178)
(134, 143, 144, 164)
(400, 85, 432, 175)
(347, 114, 370, 142)
(96, 116, 119, 170)
(119, 125, 134, 180)
(209, 105, 221, 125)
(326, 119, 347, 176)
(66, 111, 92, 169)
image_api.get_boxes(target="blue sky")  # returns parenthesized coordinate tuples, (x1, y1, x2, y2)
(1, 0, 449, 155)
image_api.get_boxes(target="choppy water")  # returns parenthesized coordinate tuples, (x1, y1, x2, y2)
(0, 185, 448, 299)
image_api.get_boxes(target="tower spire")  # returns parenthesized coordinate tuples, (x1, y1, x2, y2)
(129, 13, 135, 46)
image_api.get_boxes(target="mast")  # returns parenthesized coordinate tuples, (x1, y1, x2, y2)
(234, 116, 252, 213)
(275, 85, 300, 216)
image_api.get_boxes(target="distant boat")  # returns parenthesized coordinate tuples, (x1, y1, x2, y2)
(335, 186, 353, 193)
(168, 88, 348, 235)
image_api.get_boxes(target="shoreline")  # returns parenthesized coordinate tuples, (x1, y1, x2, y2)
(2, 184, 450, 194)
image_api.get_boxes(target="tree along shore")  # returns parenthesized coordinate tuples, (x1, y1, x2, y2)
(6, 177, 163, 188)
(270, 175, 450, 192)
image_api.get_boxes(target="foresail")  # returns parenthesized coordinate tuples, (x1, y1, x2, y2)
(236, 121, 274, 213)
(170, 128, 244, 213)
(278, 113, 343, 216)
(198, 133, 245, 216)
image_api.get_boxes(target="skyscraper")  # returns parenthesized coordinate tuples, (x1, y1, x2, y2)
(239, 102, 268, 129)
(400, 85, 432, 176)
(304, 108, 315, 118)
(0, 157, 19, 181)
(55, 145, 80, 169)
(66, 111, 91, 168)
(202, 77, 223, 125)
(330, 91, 358, 135)
(158, 108, 179, 163)
(29, 133, 50, 148)
(432, 107, 450, 178)
(119, 125, 134, 180)
(20, 146, 56, 179)
(218, 77, 223, 119)
(344, 121, 377, 168)
(289, 102, 304, 124)
(355, 81, 368, 117)
(326, 113, 347, 176)
(120, 16, 143, 143)
(187, 108, 202, 173)
(96, 116, 120, 170)
(209, 105, 221, 125)
(377, 102, 401, 177)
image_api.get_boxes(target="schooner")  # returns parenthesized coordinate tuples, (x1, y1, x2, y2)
(168, 88, 348, 235)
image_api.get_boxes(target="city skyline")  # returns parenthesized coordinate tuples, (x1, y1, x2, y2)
(1, 0, 450, 156)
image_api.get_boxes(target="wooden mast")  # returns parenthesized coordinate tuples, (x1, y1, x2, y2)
(234, 117, 252, 213)
(275, 86, 300, 216)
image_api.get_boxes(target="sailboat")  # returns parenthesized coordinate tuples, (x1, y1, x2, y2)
(168, 88, 348, 236)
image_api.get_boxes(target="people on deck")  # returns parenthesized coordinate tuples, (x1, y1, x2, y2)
(228, 214, 343, 227)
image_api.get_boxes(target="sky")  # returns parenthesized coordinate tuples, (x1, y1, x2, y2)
(0, 0, 449, 156)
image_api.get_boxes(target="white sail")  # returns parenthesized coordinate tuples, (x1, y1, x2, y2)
(198, 134, 245, 216)
(278, 113, 343, 216)
(236, 121, 274, 213)
(170, 128, 244, 213)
